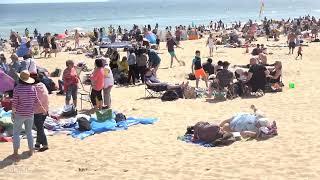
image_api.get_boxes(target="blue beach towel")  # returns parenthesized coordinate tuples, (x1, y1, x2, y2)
(71, 117, 158, 139)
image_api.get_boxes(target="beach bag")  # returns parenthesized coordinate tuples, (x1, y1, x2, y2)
(77, 117, 91, 132)
(50, 68, 62, 77)
(188, 73, 196, 80)
(62, 105, 77, 118)
(115, 113, 126, 123)
(161, 90, 179, 101)
(183, 86, 197, 99)
(96, 109, 113, 122)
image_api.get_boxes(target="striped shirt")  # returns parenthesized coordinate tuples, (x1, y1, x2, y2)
(12, 84, 40, 117)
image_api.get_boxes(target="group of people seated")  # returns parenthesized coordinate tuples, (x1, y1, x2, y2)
(205, 55, 282, 99)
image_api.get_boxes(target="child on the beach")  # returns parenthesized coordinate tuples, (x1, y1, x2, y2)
(296, 45, 303, 60)
(192, 50, 208, 89)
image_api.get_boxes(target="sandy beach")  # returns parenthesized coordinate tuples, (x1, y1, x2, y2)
(1, 35, 320, 180)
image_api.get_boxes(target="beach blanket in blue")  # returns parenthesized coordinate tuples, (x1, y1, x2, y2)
(71, 117, 158, 140)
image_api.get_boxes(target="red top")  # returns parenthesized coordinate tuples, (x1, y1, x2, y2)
(90, 68, 104, 91)
(62, 67, 78, 91)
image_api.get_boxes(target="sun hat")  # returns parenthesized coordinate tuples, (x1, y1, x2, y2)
(18, 70, 35, 84)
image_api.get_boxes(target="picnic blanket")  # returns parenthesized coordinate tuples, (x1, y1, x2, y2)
(71, 116, 158, 140)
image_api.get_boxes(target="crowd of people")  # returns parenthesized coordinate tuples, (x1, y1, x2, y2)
(1, 14, 318, 159)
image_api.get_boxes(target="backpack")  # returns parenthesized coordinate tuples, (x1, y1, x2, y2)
(50, 68, 62, 77)
(62, 105, 77, 118)
(161, 90, 179, 101)
(77, 117, 91, 132)
(115, 113, 126, 123)
(188, 73, 196, 80)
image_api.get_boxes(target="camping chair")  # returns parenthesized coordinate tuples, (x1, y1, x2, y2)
(145, 84, 166, 98)
(76, 65, 93, 110)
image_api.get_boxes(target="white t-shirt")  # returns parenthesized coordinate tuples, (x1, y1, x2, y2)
(104, 65, 114, 88)
(23, 58, 37, 74)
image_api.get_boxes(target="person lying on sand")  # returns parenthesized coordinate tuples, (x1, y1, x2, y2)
(145, 68, 188, 92)
(219, 105, 277, 139)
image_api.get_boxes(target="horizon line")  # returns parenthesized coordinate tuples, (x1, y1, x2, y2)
(0, 0, 110, 5)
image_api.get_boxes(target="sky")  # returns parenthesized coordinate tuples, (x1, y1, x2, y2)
(1, 0, 109, 4)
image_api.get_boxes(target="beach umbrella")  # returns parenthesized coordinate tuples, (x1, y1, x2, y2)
(0, 69, 15, 93)
(73, 27, 83, 31)
(56, 33, 66, 39)
(16, 43, 30, 57)
(145, 32, 157, 44)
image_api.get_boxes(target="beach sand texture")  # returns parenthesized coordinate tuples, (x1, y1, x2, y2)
(1, 36, 320, 180)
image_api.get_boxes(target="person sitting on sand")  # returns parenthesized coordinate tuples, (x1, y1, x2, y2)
(202, 58, 215, 76)
(145, 68, 188, 92)
(207, 61, 234, 98)
(219, 105, 277, 138)
(0, 53, 9, 74)
(267, 61, 282, 84)
(251, 44, 262, 56)
(215, 60, 223, 74)
(245, 58, 269, 92)
(258, 52, 268, 65)
(118, 56, 129, 75)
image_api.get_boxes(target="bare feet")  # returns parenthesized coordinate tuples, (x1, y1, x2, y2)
(10, 154, 20, 161)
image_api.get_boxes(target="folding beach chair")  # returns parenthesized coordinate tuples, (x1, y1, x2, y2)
(144, 84, 165, 98)
(76, 64, 93, 110)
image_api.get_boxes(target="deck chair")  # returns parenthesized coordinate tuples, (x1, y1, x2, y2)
(145, 84, 166, 98)
(76, 65, 93, 110)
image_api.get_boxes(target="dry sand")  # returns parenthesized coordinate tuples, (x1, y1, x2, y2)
(1, 36, 320, 180)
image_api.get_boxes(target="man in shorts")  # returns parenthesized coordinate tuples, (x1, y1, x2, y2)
(166, 36, 183, 68)
(288, 32, 297, 54)
(192, 50, 208, 88)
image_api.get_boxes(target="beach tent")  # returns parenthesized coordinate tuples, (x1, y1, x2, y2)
(16, 43, 30, 57)
(0, 69, 15, 93)
(144, 32, 157, 44)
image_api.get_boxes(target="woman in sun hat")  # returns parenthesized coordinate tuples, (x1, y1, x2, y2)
(11, 70, 44, 159)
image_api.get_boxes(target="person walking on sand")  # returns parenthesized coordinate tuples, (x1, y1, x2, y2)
(166, 36, 183, 68)
(206, 34, 215, 57)
(74, 29, 80, 49)
(296, 45, 303, 60)
(192, 50, 208, 89)
(288, 32, 297, 54)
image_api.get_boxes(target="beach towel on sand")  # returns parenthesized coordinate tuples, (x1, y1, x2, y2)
(178, 133, 240, 147)
(71, 117, 158, 140)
